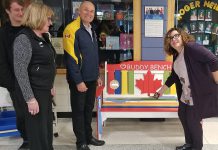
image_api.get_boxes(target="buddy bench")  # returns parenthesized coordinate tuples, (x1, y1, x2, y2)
(96, 61, 179, 139)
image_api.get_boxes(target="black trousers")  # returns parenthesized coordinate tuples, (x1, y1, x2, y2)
(69, 80, 97, 146)
(178, 102, 203, 150)
(15, 87, 53, 150)
(9, 89, 27, 141)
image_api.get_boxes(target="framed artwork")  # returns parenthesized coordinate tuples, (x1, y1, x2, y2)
(190, 22, 197, 33)
(198, 9, 204, 20)
(212, 24, 218, 35)
(205, 22, 212, 33)
(195, 34, 202, 45)
(203, 34, 209, 45)
(198, 21, 205, 33)
(205, 9, 212, 21)
(190, 10, 197, 21)
(182, 24, 190, 34)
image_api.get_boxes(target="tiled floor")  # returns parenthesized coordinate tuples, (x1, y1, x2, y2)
(0, 117, 218, 148)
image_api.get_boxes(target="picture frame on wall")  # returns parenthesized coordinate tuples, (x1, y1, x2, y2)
(195, 34, 202, 45)
(212, 24, 218, 35)
(198, 9, 204, 20)
(190, 22, 197, 33)
(205, 9, 212, 21)
(203, 34, 209, 45)
(205, 22, 212, 33)
(190, 9, 197, 21)
(182, 24, 190, 34)
(198, 21, 205, 33)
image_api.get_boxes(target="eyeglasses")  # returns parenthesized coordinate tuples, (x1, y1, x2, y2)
(168, 34, 180, 41)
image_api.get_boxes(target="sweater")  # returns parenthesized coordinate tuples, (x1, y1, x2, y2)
(165, 42, 218, 119)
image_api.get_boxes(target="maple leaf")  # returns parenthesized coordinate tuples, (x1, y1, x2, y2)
(135, 70, 162, 96)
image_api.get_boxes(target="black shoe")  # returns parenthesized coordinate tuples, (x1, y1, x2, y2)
(88, 137, 105, 146)
(176, 144, 192, 150)
(18, 141, 29, 150)
(77, 144, 90, 150)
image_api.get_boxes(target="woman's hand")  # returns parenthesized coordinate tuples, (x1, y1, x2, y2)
(27, 98, 39, 115)
(153, 85, 169, 99)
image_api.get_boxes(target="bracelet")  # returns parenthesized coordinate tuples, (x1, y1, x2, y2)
(153, 92, 160, 99)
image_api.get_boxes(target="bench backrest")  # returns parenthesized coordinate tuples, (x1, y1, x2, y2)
(104, 61, 177, 99)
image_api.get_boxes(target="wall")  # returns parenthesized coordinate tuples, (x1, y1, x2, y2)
(141, 0, 168, 60)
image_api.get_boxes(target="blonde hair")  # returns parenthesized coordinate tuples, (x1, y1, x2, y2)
(164, 27, 195, 56)
(22, 2, 54, 30)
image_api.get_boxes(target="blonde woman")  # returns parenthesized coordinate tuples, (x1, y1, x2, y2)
(13, 3, 56, 150)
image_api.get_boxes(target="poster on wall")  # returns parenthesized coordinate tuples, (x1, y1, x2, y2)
(144, 6, 164, 37)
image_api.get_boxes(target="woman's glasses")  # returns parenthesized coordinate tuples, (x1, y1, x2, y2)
(168, 34, 180, 41)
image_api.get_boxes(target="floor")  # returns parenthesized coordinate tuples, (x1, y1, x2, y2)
(0, 117, 218, 149)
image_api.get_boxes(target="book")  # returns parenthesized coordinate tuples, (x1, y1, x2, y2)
(106, 36, 120, 50)
(120, 34, 133, 50)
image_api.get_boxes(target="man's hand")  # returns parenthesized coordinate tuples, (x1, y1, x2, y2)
(77, 82, 88, 92)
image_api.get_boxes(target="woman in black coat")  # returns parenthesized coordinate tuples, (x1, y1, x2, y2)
(13, 3, 56, 150)
(155, 28, 218, 150)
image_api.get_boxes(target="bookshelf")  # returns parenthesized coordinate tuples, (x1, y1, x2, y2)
(95, 1, 133, 64)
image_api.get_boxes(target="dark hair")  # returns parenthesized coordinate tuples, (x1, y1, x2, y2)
(3, 0, 25, 10)
(164, 27, 195, 56)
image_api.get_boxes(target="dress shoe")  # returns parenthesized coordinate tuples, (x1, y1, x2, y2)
(18, 141, 29, 150)
(88, 137, 105, 146)
(176, 144, 192, 150)
(77, 144, 90, 150)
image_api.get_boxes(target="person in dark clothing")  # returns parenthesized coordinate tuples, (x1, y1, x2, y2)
(63, 1, 105, 150)
(13, 3, 56, 150)
(154, 28, 218, 150)
(0, 0, 28, 149)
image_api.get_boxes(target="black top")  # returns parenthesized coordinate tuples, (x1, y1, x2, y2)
(13, 27, 56, 101)
(0, 22, 23, 90)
